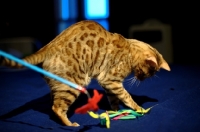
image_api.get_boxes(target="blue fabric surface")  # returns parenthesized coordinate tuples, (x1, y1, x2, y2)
(0, 64, 200, 132)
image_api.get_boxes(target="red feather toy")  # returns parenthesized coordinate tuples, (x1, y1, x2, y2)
(75, 89, 103, 114)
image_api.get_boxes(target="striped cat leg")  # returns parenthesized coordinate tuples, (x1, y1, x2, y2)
(100, 81, 141, 111)
(51, 83, 80, 126)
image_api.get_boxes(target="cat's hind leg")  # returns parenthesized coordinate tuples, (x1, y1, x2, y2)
(50, 82, 80, 126)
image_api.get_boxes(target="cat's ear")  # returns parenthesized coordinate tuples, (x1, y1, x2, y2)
(160, 61, 170, 71)
(144, 51, 170, 71)
(146, 56, 158, 68)
(144, 51, 158, 68)
(146, 57, 171, 71)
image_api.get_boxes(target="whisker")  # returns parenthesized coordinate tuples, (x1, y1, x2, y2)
(130, 76, 138, 88)
(131, 77, 136, 87)
(136, 80, 140, 87)
(123, 77, 134, 89)
(126, 77, 135, 81)
(154, 74, 160, 79)
(124, 76, 138, 90)
(124, 77, 134, 84)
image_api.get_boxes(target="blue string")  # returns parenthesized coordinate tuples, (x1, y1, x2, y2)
(0, 50, 80, 90)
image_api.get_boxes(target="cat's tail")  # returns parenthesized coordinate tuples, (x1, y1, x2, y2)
(0, 47, 46, 68)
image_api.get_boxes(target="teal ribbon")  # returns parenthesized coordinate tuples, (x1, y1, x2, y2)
(0, 50, 86, 93)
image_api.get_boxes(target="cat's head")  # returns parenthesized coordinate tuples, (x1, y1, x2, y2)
(128, 39, 170, 81)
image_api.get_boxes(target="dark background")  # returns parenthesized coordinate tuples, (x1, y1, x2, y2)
(0, 0, 199, 64)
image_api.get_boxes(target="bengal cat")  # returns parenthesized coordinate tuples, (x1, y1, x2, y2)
(0, 20, 170, 127)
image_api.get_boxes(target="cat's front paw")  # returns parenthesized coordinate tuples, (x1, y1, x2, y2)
(136, 107, 151, 114)
(71, 122, 80, 127)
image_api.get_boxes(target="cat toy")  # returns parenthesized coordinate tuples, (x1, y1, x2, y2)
(0, 50, 102, 114)
(88, 108, 151, 128)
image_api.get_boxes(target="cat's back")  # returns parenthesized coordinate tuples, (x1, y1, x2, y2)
(69, 20, 107, 32)
(46, 20, 111, 49)
(60, 20, 109, 39)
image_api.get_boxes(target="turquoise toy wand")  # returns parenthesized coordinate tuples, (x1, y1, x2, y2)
(0, 50, 105, 113)
(0, 50, 88, 96)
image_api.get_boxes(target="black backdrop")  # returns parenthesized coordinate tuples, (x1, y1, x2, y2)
(0, 0, 199, 64)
